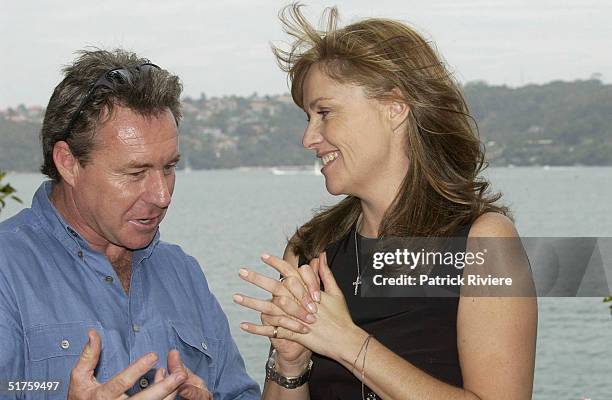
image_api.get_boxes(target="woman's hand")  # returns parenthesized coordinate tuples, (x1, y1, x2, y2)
(234, 254, 322, 375)
(237, 252, 363, 361)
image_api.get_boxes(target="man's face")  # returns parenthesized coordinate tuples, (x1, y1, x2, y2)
(71, 106, 179, 251)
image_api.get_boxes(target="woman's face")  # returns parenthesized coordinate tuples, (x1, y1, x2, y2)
(301, 63, 408, 198)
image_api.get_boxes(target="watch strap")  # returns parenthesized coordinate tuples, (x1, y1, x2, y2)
(265, 350, 313, 389)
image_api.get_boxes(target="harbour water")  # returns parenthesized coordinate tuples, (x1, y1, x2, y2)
(1, 167, 611, 399)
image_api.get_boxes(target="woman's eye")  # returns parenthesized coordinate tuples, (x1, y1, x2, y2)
(305, 110, 329, 122)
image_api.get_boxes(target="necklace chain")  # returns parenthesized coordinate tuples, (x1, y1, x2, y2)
(353, 215, 364, 295)
(353, 214, 383, 296)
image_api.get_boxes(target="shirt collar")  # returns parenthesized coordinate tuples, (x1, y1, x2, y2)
(31, 180, 160, 263)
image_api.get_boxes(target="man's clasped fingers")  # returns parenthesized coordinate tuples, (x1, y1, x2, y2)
(69, 329, 212, 400)
(166, 350, 212, 400)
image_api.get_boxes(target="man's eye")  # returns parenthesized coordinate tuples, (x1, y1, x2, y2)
(163, 164, 176, 174)
(317, 110, 330, 119)
(128, 170, 145, 177)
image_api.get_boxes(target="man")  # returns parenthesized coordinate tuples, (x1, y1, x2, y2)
(0, 49, 260, 399)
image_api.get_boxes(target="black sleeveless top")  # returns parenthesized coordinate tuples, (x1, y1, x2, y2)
(299, 223, 471, 399)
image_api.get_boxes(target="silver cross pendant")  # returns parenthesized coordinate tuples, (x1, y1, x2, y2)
(352, 276, 361, 295)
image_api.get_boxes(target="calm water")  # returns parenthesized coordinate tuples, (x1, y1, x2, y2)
(1, 167, 611, 399)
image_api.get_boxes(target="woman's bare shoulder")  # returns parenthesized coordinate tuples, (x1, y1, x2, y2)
(469, 212, 517, 238)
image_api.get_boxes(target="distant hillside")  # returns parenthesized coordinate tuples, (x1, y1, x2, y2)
(464, 79, 612, 165)
(1, 80, 611, 171)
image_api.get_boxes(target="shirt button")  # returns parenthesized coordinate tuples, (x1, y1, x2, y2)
(77, 250, 84, 258)
(201, 342, 207, 351)
(132, 324, 141, 333)
(60, 339, 70, 349)
(105, 276, 114, 283)
(139, 378, 149, 388)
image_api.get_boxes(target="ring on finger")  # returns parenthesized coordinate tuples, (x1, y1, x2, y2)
(279, 276, 287, 283)
(273, 326, 279, 338)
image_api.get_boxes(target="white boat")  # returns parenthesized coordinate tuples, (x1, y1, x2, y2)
(271, 161, 322, 176)
(182, 157, 193, 174)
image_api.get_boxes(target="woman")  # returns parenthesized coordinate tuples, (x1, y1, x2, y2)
(234, 5, 537, 399)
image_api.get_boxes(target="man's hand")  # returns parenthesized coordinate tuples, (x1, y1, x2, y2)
(68, 329, 187, 399)
(162, 349, 212, 400)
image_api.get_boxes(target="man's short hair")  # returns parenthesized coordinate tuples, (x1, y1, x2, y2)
(40, 48, 183, 181)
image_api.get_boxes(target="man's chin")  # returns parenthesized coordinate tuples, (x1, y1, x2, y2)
(119, 230, 158, 251)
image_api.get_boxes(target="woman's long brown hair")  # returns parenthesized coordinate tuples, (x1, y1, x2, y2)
(273, 4, 510, 261)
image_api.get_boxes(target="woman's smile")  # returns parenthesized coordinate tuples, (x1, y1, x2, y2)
(319, 150, 341, 172)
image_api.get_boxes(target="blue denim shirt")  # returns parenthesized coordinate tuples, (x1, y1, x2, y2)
(0, 181, 260, 399)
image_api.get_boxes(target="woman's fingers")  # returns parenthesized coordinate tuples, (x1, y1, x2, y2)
(232, 293, 282, 315)
(310, 257, 321, 286)
(260, 252, 319, 304)
(239, 323, 281, 338)
(239, 268, 285, 296)
(298, 260, 321, 303)
(281, 275, 318, 315)
(241, 314, 310, 338)
(261, 253, 297, 277)
(273, 290, 317, 324)
(260, 312, 276, 326)
(318, 251, 342, 295)
(233, 292, 315, 324)
(238, 266, 317, 324)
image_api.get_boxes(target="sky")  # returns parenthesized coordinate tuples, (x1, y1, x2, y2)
(1, 0, 610, 108)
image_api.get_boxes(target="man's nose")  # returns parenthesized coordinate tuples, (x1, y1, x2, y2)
(145, 171, 172, 208)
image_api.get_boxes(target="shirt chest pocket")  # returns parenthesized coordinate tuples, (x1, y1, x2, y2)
(25, 321, 112, 384)
(169, 321, 218, 391)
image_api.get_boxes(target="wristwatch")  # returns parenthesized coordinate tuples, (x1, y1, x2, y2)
(265, 349, 313, 389)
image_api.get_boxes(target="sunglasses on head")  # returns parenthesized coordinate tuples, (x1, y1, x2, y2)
(61, 62, 161, 139)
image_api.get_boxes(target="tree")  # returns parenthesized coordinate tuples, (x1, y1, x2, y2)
(0, 170, 22, 213)
(605, 297, 612, 314)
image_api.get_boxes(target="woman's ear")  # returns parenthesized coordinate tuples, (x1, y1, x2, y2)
(388, 88, 410, 132)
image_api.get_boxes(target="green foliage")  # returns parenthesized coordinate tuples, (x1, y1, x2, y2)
(0, 170, 22, 213)
(178, 98, 310, 169)
(0, 114, 42, 171)
(463, 79, 612, 165)
(1, 80, 612, 170)
(604, 297, 612, 314)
